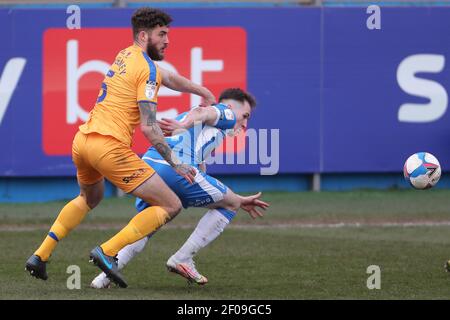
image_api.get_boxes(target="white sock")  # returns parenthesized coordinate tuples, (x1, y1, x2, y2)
(117, 236, 149, 269)
(94, 236, 150, 283)
(173, 209, 232, 262)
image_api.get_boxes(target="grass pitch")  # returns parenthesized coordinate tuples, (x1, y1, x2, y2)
(1, 190, 450, 299)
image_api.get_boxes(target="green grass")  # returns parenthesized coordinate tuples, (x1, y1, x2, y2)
(2, 190, 450, 299)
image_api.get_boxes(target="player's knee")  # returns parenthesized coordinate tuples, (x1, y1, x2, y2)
(86, 198, 101, 210)
(80, 193, 102, 210)
(162, 195, 182, 219)
(79, 181, 104, 209)
(166, 198, 182, 219)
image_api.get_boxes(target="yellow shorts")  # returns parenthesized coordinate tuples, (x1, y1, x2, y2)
(72, 131, 155, 193)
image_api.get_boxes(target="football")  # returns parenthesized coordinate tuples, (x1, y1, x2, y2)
(403, 152, 442, 189)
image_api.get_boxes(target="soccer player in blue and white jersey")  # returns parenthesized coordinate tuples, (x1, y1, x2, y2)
(91, 88, 269, 288)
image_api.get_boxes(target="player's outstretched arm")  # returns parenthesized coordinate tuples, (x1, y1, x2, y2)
(159, 67, 216, 105)
(238, 192, 270, 219)
(158, 106, 218, 136)
(139, 101, 196, 184)
(208, 189, 269, 219)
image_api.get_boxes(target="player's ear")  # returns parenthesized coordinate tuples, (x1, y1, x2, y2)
(137, 29, 148, 42)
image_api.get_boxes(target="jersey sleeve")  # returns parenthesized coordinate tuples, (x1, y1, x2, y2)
(175, 112, 188, 122)
(211, 103, 236, 130)
(136, 54, 161, 105)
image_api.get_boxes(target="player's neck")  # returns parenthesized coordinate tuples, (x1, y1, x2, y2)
(133, 41, 146, 52)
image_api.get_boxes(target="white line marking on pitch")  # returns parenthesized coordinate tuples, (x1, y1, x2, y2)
(4, 221, 450, 231)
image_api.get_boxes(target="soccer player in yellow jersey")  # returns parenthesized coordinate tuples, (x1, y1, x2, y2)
(25, 8, 215, 288)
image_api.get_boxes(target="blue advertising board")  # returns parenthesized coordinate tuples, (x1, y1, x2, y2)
(0, 7, 449, 176)
(322, 8, 450, 172)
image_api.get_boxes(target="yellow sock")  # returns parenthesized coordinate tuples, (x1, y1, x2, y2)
(35, 196, 90, 261)
(101, 206, 170, 257)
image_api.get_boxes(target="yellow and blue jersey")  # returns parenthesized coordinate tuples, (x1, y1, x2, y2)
(79, 44, 162, 147)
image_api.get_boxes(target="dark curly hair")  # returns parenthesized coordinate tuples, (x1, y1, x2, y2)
(219, 88, 257, 109)
(131, 7, 173, 39)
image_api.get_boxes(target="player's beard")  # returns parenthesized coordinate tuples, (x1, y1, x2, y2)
(146, 41, 165, 61)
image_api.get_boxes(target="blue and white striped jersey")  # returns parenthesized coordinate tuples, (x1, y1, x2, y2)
(143, 103, 236, 167)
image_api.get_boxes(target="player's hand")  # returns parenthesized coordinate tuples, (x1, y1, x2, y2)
(239, 192, 269, 219)
(174, 164, 197, 184)
(199, 88, 216, 107)
(158, 118, 185, 136)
